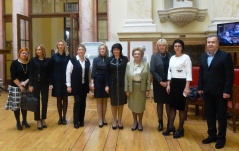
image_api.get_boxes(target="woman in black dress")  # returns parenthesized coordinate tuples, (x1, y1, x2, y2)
(66, 44, 91, 129)
(150, 39, 172, 131)
(105, 43, 128, 130)
(5, 47, 31, 130)
(29, 44, 50, 130)
(49, 40, 70, 125)
(91, 44, 109, 128)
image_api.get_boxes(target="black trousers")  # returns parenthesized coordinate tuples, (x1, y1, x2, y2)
(73, 84, 87, 125)
(204, 94, 228, 140)
(33, 82, 49, 121)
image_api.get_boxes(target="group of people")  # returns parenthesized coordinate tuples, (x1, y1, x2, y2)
(5, 34, 234, 149)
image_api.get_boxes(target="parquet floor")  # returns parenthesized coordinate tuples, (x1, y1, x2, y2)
(0, 91, 239, 151)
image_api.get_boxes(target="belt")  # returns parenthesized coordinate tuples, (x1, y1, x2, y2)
(133, 81, 141, 83)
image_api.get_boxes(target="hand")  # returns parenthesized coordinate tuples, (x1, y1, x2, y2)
(160, 82, 167, 87)
(29, 86, 34, 92)
(184, 88, 190, 96)
(20, 81, 26, 87)
(91, 84, 95, 91)
(67, 86, 72, 93)
(49, 85, 53, 90)
(166, 85, 170, 94)
(146, 91, 149, 97)
(125, 91, 129, 97)
(19, 86, 25, 92)
(198, 90, 203, 95)
(223, 93, 230, 99)
(105, 86, 109, 94)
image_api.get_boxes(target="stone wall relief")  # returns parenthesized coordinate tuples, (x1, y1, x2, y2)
(158, 0, 207, 27)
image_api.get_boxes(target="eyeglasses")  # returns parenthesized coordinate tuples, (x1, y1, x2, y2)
(174, 45, 182, 48)
(21, 53, 29, 56)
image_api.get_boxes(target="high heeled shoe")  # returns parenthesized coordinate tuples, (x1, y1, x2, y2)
(22, 121, 31, 128)
(162, 126, 175, 136)
(62, 118, 67, 125)
(17, 122, 23, 130)
(173, 129, 184, 138)
(37, 121, 43, 130)
(41, 120, 47, 128)
(131, 123, 138, 131)
(58, 118, 63, 125)
(103, 122, 108, 125)
(157, 120, 163, 131)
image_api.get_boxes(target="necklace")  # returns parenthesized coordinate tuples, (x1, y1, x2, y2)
(21, 63, 28, 74)
(159, 53, 166, 58)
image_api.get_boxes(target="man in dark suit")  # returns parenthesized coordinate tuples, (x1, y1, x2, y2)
(198, 35, 234, 149)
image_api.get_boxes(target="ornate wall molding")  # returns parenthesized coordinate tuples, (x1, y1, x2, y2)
(158, 7, 207, 27)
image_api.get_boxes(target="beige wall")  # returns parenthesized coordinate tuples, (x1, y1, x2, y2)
(32, 18, 64, 58)
(109, 0, 217, 41)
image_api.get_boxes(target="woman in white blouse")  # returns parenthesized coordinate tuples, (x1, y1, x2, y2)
(162, 39, 192, 138)
(66, 44, 91, 129)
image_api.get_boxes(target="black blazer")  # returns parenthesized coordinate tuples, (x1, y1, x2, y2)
(150, 52, 172, 83)
(198, 49, 234, 96)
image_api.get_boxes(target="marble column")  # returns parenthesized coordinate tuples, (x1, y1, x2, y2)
(122, 0, 156, 32)
(79, 0, 94, 42)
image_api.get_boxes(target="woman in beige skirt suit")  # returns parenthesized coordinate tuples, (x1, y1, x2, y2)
(124, 47, 151, 131)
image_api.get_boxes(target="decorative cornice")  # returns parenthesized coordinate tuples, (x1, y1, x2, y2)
(158, 7, 207, 27)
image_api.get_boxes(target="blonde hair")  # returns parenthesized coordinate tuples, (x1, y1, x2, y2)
(35, 44, 46, 58)
(18, 47, 30, 61)
(98, 43, 109, 58)
(55, 40, 69, 56)
(77, 44, 86, 52)
(156, 38, 168, 52)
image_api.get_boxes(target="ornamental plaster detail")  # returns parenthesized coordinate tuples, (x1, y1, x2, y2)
(158, 7, 207, 27)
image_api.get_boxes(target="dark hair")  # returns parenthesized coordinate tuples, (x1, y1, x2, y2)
(207, 34, 219, 42)
(111, 43, 123, 57)
(173, 39, 185, 52)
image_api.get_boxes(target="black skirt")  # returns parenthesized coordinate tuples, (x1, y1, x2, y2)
(153, 80, 169, 104)
(94, 74, 109, 98)
(168, 78, 186, 111)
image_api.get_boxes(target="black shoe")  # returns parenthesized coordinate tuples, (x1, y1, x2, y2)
(58, 118, 63, 125)
(38, 126, 43, 130)
(17, 123, 23, 130)
(99, 124, 103, 128)
(138, 127, 143, 131)
(173, 129, 184, 138)
(79, 122, 84, 127)
(158, 120, 163, 131)
(112, 125, 117, 130)
(131, 123, 138, 131)
(215, 140, 225, 149)
(74, 124, 79, 129)
(41, 120, 47, 128)
(162, 126, 175, 136)
(202, 136, 217, 144)
(62, 118, 67, 125)
(103, 122, 108, 125)
(22, 121, 31, 128)
(118, 125, 124, 130)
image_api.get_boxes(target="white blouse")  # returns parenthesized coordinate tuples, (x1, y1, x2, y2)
(167, 54, 192, 81)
